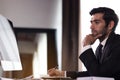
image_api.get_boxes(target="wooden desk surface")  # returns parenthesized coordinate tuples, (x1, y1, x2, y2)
(41, 76, 73, 80)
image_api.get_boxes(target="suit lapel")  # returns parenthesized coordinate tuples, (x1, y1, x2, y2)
(100, 32, 115, 63)
(101, 44, 111, 63)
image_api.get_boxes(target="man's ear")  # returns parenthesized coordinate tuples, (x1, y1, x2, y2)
(108, 21, 114, 30)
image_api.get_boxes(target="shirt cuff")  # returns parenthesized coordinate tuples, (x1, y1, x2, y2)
(81, 45, 91, 54)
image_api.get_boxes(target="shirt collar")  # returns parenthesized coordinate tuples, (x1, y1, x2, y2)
(100, 37, 108, 48)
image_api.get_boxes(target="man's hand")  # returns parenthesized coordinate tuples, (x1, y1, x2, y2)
(48, 68, 65, 76)
(83, 34, 102, 46)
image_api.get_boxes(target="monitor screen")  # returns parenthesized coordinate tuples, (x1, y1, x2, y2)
(0, 15, 22, 71)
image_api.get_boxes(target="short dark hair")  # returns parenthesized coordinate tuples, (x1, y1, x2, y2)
(90, 7, 119, 31)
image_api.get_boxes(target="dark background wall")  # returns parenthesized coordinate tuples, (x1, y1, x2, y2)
(62, 0, 80, 71)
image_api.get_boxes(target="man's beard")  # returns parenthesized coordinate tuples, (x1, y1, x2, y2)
(91, 27, 108, 41)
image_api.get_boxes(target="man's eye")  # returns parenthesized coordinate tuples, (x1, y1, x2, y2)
(95, 21, 99, 24)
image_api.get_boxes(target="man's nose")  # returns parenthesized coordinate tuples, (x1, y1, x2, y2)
(90, 24, 94, 29)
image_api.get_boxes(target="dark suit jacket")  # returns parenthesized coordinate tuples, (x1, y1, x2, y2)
(67, 32, 120, 80)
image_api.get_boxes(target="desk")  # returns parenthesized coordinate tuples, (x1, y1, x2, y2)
(41, 77, 74, 80)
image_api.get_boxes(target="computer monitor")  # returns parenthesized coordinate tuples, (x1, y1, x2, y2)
(0, 15, 22, 71)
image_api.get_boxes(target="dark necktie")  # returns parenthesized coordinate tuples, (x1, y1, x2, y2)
(95, 44, 103, 63)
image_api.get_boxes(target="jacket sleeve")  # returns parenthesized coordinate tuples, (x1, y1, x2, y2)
(66, 71, 90, 79)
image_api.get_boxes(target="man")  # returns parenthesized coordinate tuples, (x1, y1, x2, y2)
(48, 7, 120, 80)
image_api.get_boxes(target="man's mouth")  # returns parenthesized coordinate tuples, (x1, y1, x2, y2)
(91, 30, 97, 36)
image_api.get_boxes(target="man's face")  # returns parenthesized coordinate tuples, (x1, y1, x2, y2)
(90, 13, 109, 39)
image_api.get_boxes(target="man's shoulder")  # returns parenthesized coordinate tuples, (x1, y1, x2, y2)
(114, 33, 120, 39)
(112, 33, 120, 45)
(108, 33, 120, 45)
